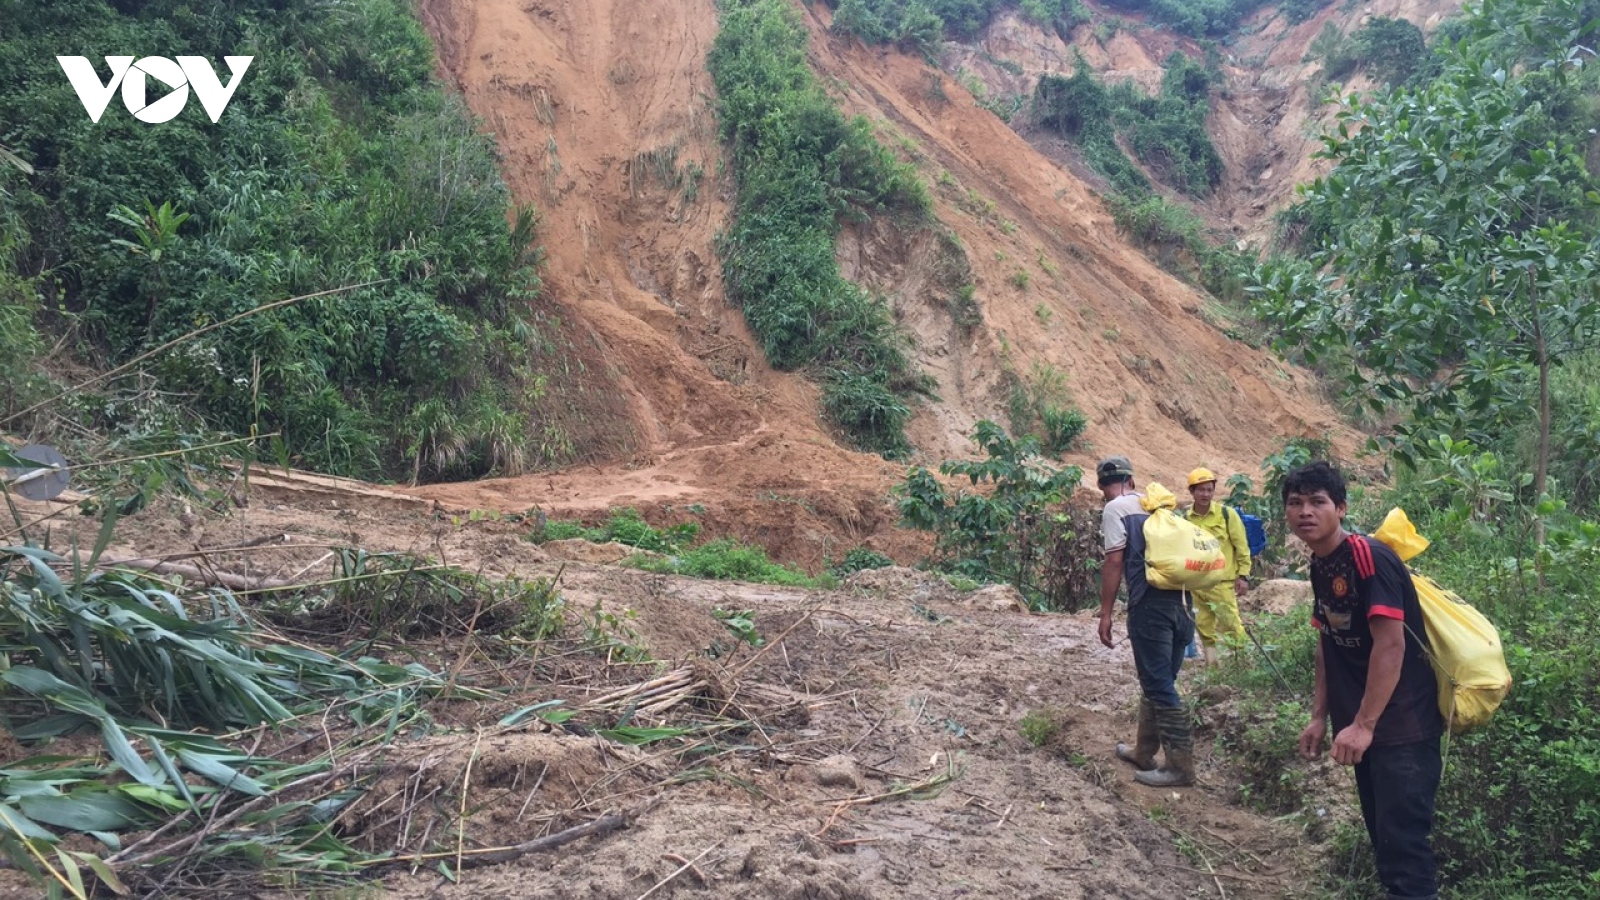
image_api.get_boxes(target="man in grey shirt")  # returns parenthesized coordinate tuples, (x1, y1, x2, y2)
(1096, 455, 1197, 787)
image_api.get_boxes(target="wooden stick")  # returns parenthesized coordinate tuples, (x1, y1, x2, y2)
(368, 811, 629, 870)
(586, 669, 694, 706)
(658, 852, 706, 885)
(456, 730, 483, 875)
(731, 606, 818, 679)
(1151, 861, 1272, 884)
(635, 842, 721, 900)
(108, 770, 333, 867)
(96, 557, 295, 592)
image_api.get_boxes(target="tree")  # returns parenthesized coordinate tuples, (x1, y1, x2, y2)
(897, 420, 1084, 607)
(1251, 0, 1600, 503)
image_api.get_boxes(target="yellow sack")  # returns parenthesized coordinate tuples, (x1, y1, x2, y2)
(1140, 483, 1228, 591)
(1373, 508, 1513, 734)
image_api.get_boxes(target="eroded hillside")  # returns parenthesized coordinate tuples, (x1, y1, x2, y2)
(409, 0, 1452, 562)
(946, 0, 1463, 244)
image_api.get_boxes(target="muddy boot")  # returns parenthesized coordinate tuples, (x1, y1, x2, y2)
(1115, 699, 1159, 771)
(1134, 705, 1195, 787)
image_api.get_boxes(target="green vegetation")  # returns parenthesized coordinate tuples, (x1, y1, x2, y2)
(712, 608, 765, 647)
(1006, 362, 1088, 455)
(0, 526, 502, 895)
(1092, 0, 1337, 36)
(709, 0, 932, 457)
(1104, 193, 1252, 303)
(0, 0, 558, 481)
(531, 506, 829, 586)
(1210, 441, 1600, 898)
(1031, 53, 1252, 301)
(828, 0, 1089, 49)
(1035, 52, 1222, 199)
(1034, 67, 1151, 197)
(1252, 0, 1600, 491)
(832, 0, 1335, 40)
(628, 539, 827, 587)
(828, 545, 895, 576)
(1305, 17, 1430, 88)
(1118, 53, 1224, 197)
(1019, 709, 1061, 746)
(1226, 3, 1600, 895)
(532, 506, 702, 553)
(281, 547, 566, 641)
(897, 420, 1099, 610)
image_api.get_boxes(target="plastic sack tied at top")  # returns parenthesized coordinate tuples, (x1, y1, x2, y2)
(1373, 507, 1513, 734)
(1139, 482, 1228, 592)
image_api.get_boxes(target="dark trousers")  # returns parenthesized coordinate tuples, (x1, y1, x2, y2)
(1354, 738, 1442, 900)
(1127, 598, 1193, 709)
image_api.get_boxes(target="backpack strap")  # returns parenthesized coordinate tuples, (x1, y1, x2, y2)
(1349, 534, 1377, 580)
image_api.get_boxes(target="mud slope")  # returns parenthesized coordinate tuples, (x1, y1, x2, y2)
(947, 0, 1463, 245)
(414, 0, 1360, 564)
(416, 0, 919, 568)
(798, 2, 1353, 468)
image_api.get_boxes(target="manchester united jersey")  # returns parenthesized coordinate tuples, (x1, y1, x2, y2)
(1310, 534, 1443, 746)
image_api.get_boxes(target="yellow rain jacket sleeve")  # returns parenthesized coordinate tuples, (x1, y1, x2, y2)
(1184, 505, 1252, 581)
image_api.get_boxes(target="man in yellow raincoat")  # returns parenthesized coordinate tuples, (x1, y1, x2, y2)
(1182, 467, 1252, 664)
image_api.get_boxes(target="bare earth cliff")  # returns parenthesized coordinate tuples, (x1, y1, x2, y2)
(399, 0, 1476, 566)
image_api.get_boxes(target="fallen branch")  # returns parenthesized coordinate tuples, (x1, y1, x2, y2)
(367, 810, 630, 871)
(97, 558, 295, 592)
(107, 770, 335, 869)
(812, 758, 963, 839)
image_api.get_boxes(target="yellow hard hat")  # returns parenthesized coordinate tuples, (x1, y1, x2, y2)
(1187, 467, 1218, 488)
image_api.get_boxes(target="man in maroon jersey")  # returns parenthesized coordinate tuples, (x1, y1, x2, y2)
(1285, 461, 1443, 900)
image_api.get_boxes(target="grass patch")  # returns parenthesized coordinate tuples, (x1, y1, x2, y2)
(1020, 710, 1061, 746)
(627, 539, 829, 587)
(531, 507, 700, 553)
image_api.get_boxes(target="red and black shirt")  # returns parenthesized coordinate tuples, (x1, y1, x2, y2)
(1310, 534, 1443, 746)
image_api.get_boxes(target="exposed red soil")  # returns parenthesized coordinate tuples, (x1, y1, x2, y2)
(398, 0, 1435, 572)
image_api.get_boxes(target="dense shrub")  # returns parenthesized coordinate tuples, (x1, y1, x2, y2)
(1035, 53, 1221, 199)
(1006, 362, 1088, 454)
(897, 420, 1098, 610)
(1312, 17, 1429, 87)
(0, 0, 553, 480)
(630, 539, 826, 586)
(829, 546, 895, 576)
(1095, 0, 1317, 36)
(1035, 69, 1151, 197)
(531, 508, 702, 553)
(1103, 193, 1252, 302)
(1118, 53, 1223, 196)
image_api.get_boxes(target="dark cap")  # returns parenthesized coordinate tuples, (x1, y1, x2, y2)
(1096, 455, 1134, 484)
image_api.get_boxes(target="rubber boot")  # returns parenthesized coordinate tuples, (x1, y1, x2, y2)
(1202, 644, 1220, 666)
(1134, 705, 1195, 787)
(1115, 699, 1159, 771)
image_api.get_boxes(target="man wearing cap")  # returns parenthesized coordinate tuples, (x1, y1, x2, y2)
(1183, 467, 1252, 665)
(1097, 455, 1197, 787)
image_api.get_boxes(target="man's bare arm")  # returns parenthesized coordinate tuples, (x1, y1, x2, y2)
(1098, 548, 1124, 648)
